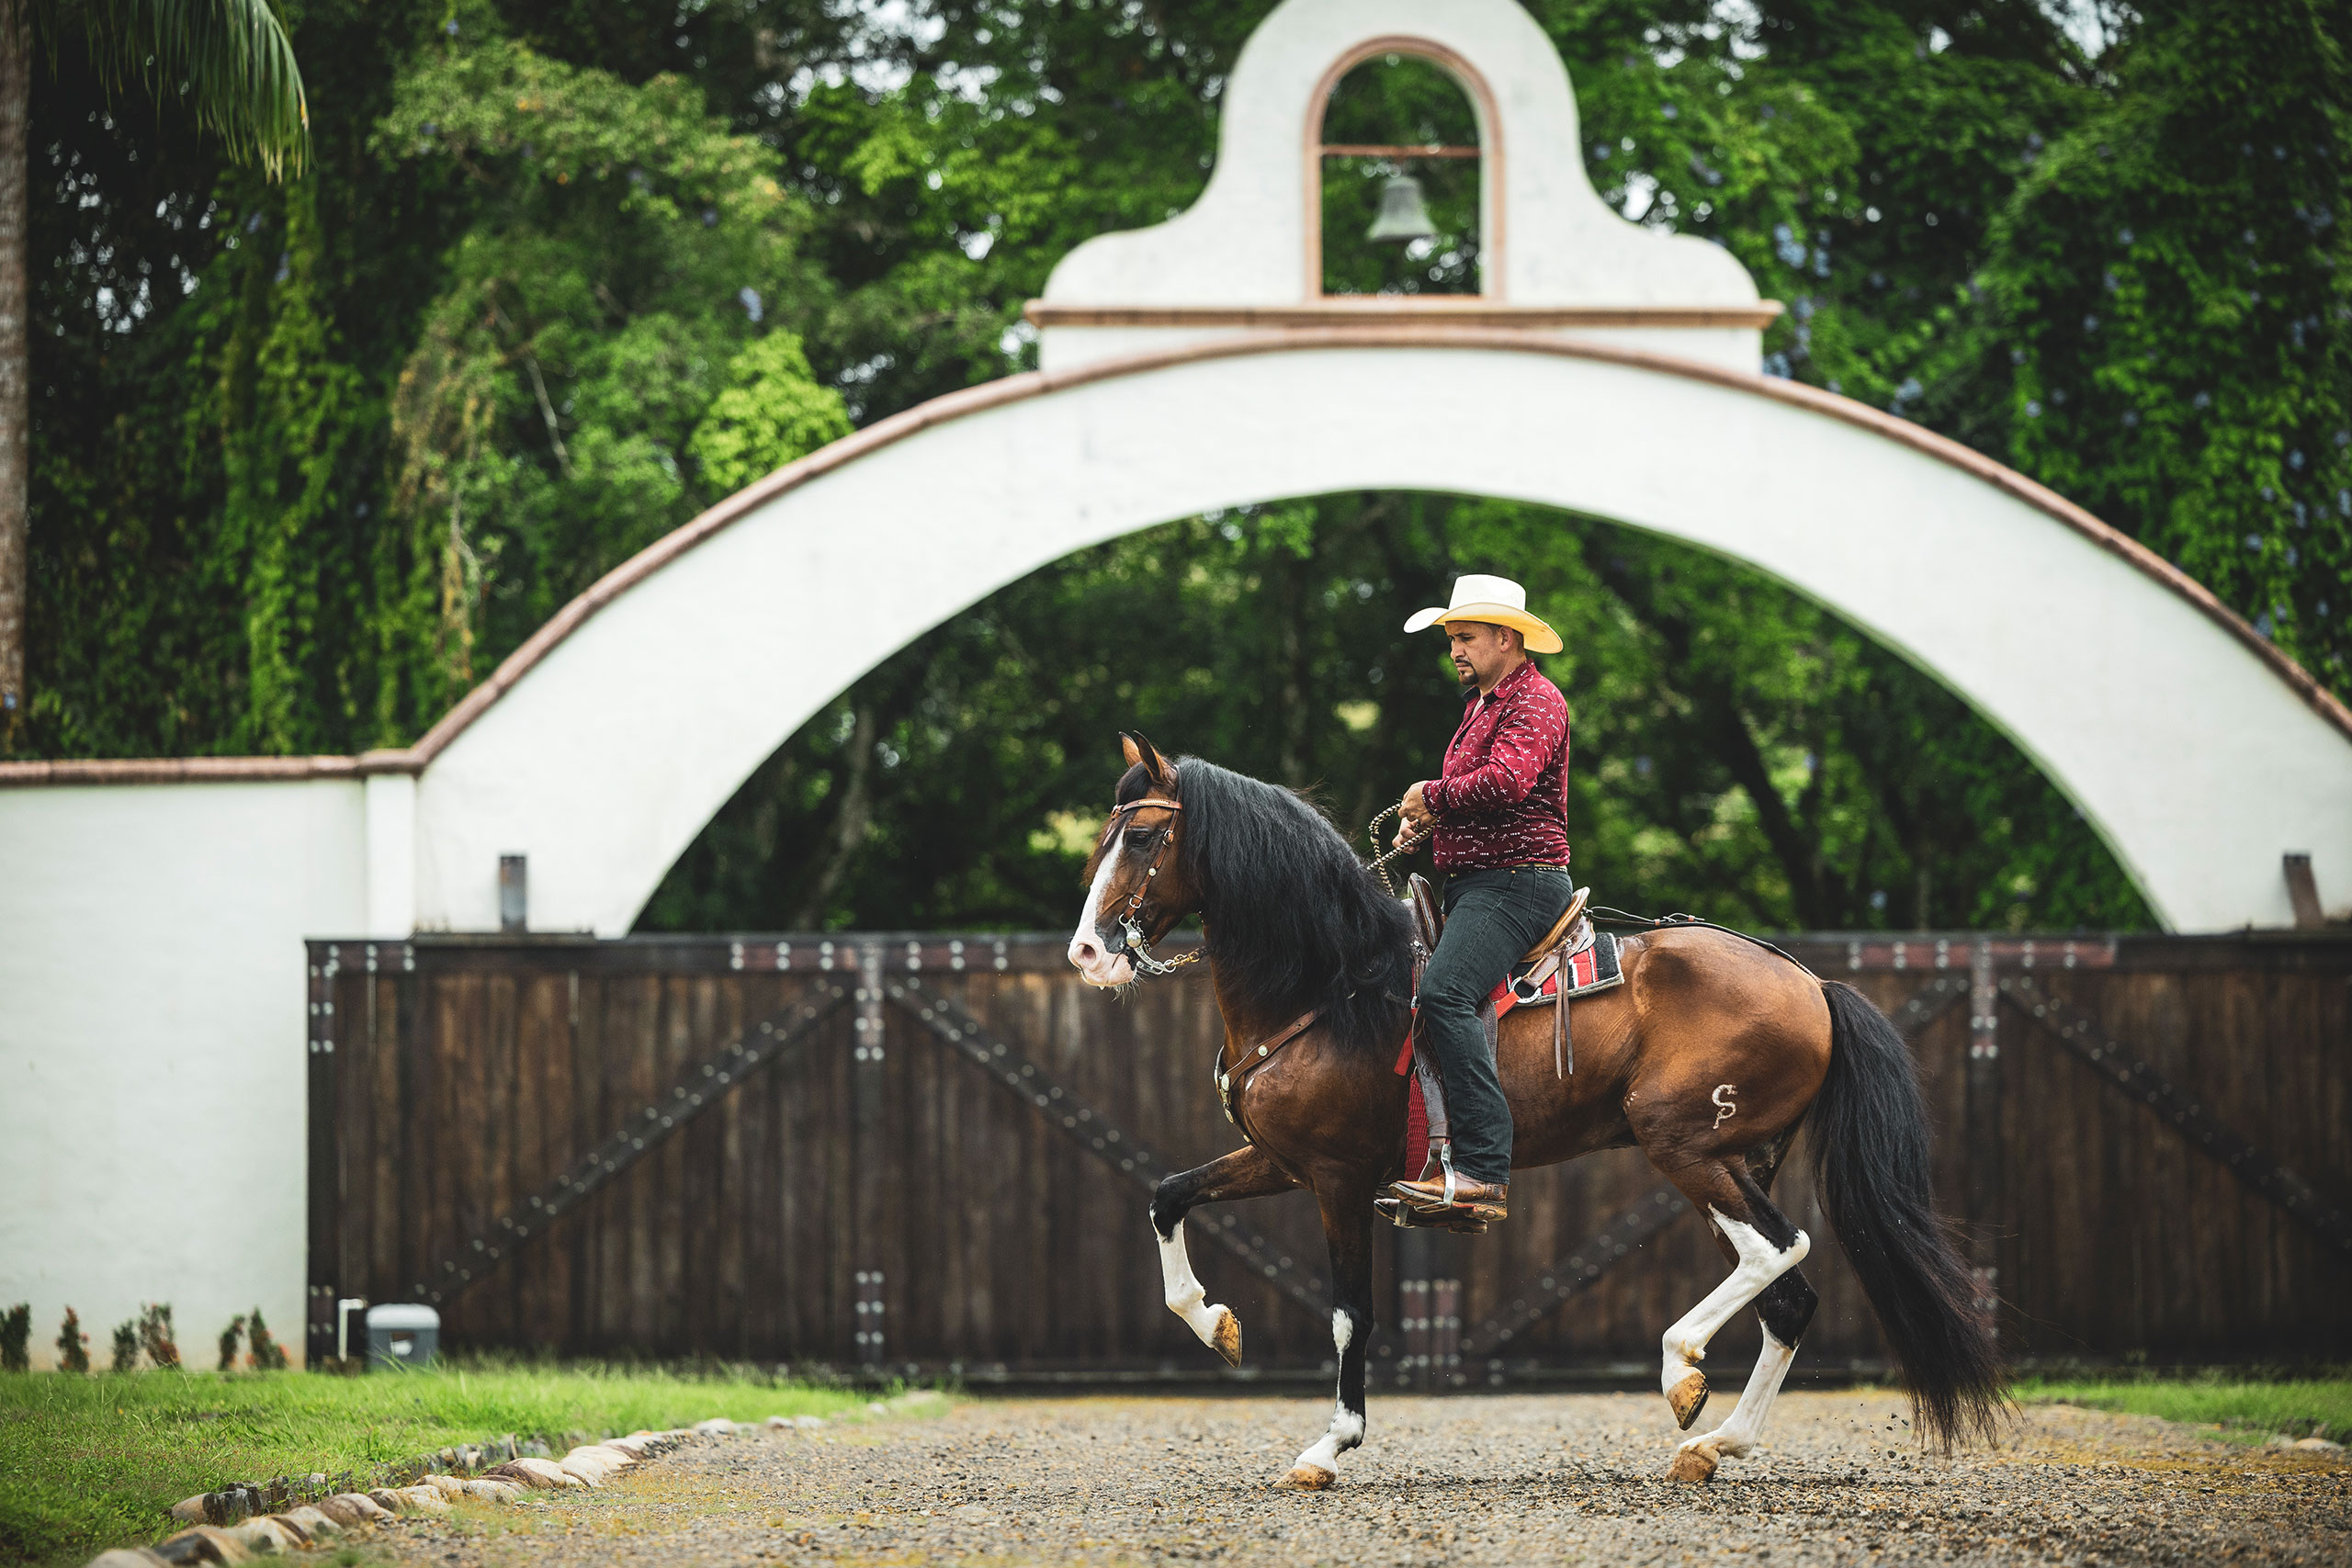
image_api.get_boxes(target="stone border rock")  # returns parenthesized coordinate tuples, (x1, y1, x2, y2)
(83, 1413, 849, 1568)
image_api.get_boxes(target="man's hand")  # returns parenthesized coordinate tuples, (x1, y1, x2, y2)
(1395, 781, 1434, 848)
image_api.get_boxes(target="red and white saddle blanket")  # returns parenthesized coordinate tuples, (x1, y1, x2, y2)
(1396, 930, 1624, 1176)
(1490, 926, 1623, 1016)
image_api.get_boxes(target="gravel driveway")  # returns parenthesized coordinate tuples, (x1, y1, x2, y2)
(368, 1390, 2347, 1566)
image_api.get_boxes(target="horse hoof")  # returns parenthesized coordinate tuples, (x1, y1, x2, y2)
(1668, 1446, 1719, 1483)
(1278, 1464, 1336, 1491)
(1668, 1371, 1710, 1430)
(1212, 1308, 1243, 1368)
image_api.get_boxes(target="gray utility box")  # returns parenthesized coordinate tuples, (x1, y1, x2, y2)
(365, 1303, 440, 1369)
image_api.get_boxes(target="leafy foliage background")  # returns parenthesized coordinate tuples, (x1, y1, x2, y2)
(21, 0, 2348, 931)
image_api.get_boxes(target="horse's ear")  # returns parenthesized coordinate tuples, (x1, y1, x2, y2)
(1121, 730, 1172, 785)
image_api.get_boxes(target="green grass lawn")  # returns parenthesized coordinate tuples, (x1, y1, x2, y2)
(2016, 1373, 2352, 1442)
(0, 1362, 878, 1568)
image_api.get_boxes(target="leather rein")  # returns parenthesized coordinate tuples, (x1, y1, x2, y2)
(1094, 793, 1317, 1137)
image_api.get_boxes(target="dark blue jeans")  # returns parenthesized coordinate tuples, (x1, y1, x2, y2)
(1419, 865, 1575, 1185)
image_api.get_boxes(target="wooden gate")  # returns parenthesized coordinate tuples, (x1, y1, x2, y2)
(305, 931, 2352, 1380)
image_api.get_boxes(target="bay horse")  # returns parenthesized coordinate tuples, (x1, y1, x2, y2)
(1067, 733, 2004, 1488)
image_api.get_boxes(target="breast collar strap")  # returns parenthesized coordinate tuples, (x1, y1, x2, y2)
(1214, 1009, 1319, 1141)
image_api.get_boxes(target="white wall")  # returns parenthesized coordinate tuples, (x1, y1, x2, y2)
(411, 341, 2352, 938)
(0, 780, 365, 1368)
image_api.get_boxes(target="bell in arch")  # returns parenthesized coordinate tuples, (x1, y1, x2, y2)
(1365, 174, 1438, 243)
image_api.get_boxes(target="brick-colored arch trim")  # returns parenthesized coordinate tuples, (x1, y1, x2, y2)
(7, 328, 2346, 786)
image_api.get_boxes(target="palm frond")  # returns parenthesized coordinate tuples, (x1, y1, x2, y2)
(67, 0, 310, 179)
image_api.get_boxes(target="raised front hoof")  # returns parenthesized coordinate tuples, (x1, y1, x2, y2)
(1667, 1371, 1710, 1430)
(1277, 1464, 1337, 1492)
(1211, 1307, 1243, 1368)
(1668, 1444, 1720, 1483)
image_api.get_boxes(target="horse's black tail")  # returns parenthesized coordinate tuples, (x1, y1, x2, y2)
(1807, 979, 2007, 1450)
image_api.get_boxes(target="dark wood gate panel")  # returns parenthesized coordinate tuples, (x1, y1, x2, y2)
(306, 935, 1340, 1376)
(306, 931, 2352, 1378)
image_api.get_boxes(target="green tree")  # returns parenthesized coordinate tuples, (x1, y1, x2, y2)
(372, 28, 839, 707)
(1978, 0, 2352, 692)
(54, 1307, 87, 1373)
(1724, 0, 2098, 426)
(19, 0, 874, 756)
(688, 333, 851, 496)
(24, 0, 462, 759)
(0, 0, 308, 750)
(0, 1301, 26, 1371)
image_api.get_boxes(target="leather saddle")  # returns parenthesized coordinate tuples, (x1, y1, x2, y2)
(1408, 873, 1590, 965)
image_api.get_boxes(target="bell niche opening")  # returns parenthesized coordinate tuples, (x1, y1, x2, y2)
(1316, 51, 1487, 298)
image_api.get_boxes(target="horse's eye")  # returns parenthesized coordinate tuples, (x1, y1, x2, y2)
(1123, 828, 1154, 851)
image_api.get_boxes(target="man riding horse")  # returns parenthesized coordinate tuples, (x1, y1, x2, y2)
(1386, 573, 1576, 1230)
(1065, 571, 2003, 1488)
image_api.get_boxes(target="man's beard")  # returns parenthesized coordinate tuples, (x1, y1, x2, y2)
(1456, 669, 1478, 694)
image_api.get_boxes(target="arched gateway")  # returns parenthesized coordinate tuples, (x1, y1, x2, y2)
(3, 0, 2348, 1368)
(396, 329, 2352, 937)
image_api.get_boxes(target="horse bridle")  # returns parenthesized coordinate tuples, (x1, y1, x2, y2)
(1096, 795, 1203, 977)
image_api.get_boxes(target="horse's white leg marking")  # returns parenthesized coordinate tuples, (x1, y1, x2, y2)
(1679, 1325, 1798, 1464)
(1660, 1208, 1810, 1398)
(1156, 1213, 1238, 1359)
(1287, 1309, 1364, 1484)
(1068, 842, 1133, 985)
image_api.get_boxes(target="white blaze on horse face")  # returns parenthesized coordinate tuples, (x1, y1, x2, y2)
(1068, 840, 1135, 986)
(1660, 1207, 1809, 1399)
(1155, 1216, 1227, 1348)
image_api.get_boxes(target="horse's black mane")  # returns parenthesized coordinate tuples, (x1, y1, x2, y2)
(1153, 757, 1414, 1058)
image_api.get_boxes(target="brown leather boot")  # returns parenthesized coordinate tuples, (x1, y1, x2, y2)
(1385, 1175, 1508, 1224)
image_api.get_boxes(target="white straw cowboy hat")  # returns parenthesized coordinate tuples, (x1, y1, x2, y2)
(1404, 573, 1563, 654)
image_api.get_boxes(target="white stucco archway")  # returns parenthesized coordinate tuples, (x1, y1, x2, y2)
(396, 331, 2352, 938)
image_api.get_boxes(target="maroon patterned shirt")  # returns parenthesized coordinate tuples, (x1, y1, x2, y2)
(1421, 660, 1571, 871)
